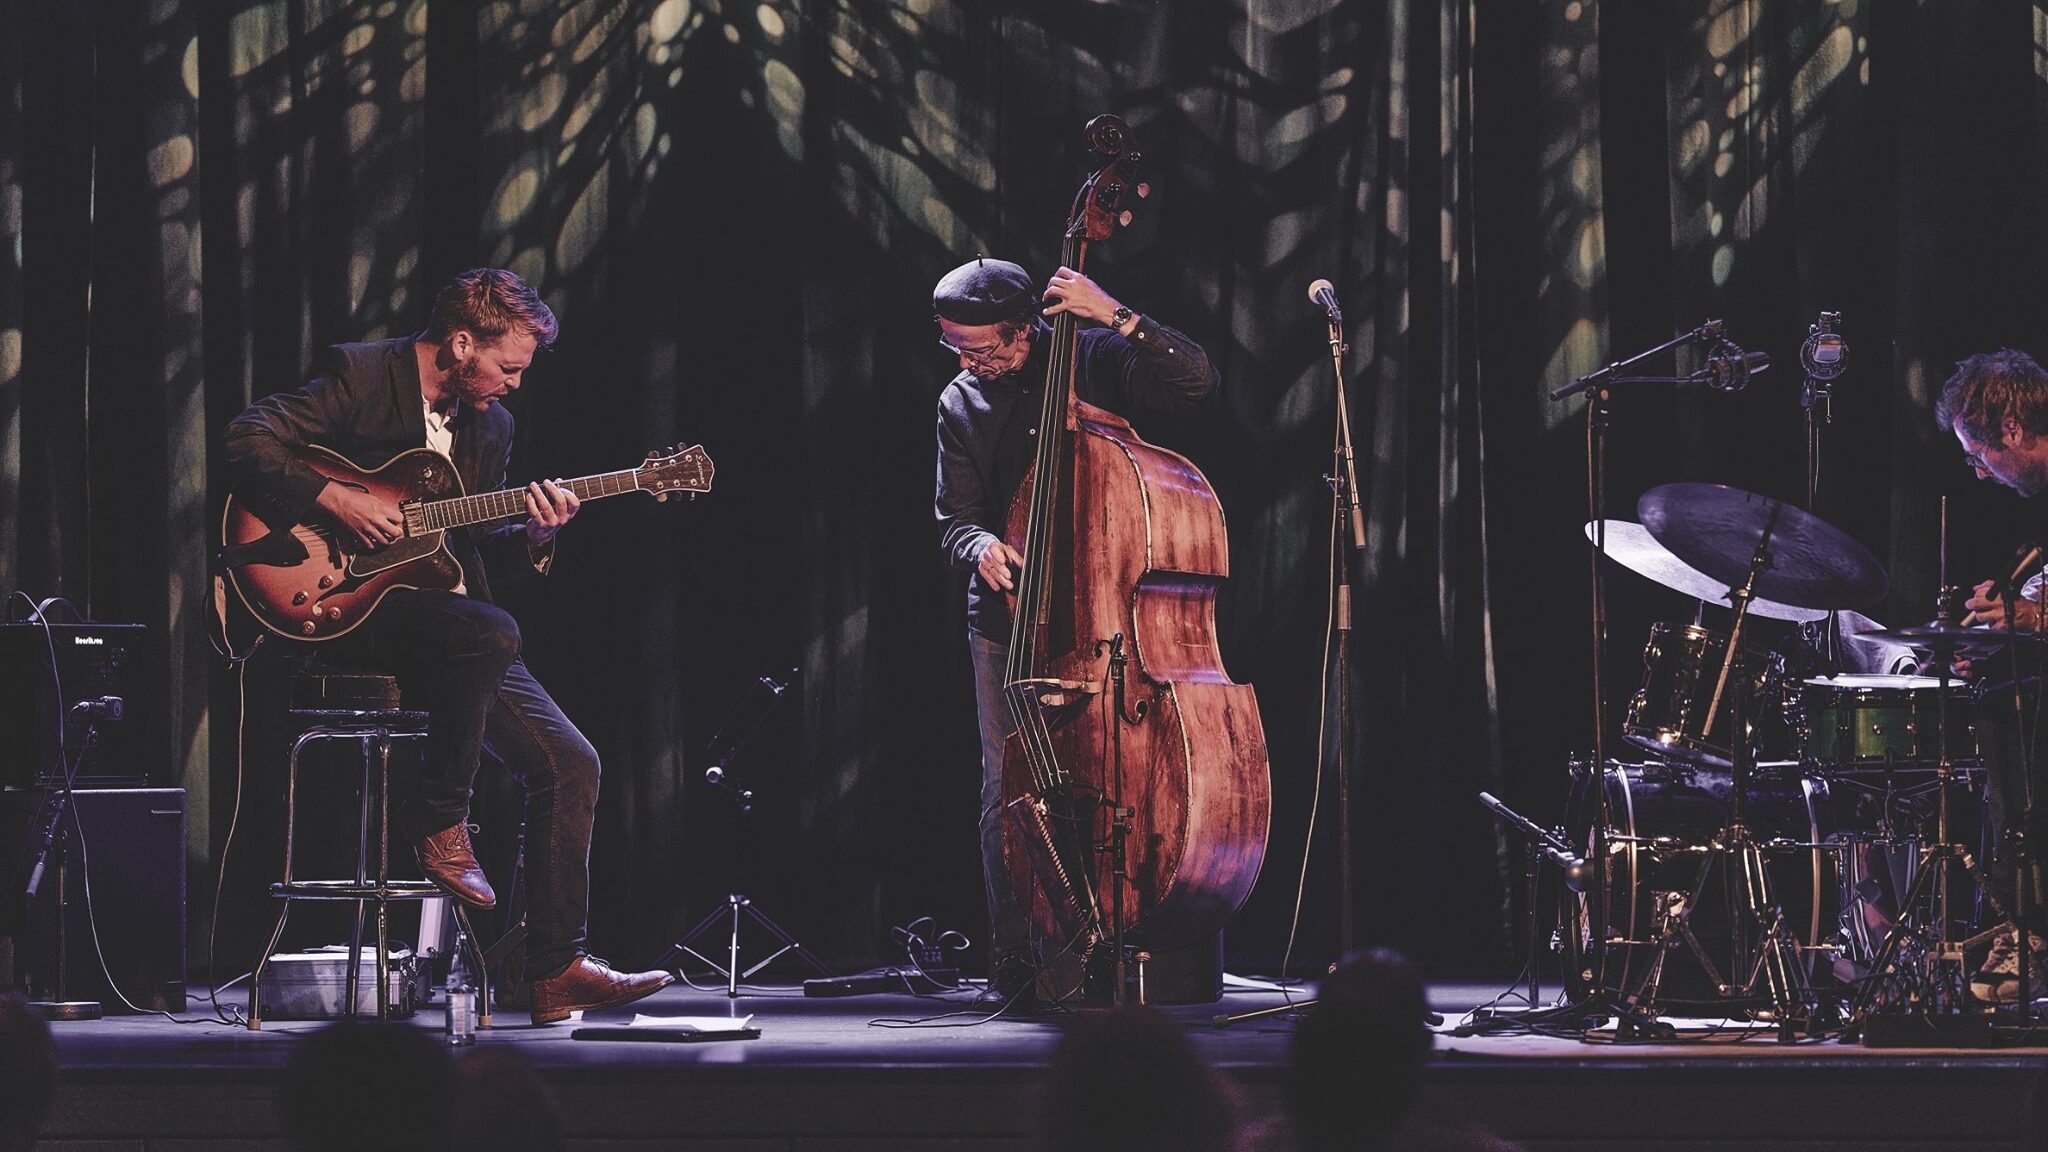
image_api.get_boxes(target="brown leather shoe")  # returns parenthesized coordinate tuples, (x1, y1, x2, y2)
(414, 822, 496, 908)
(530, 955, 674, 1025)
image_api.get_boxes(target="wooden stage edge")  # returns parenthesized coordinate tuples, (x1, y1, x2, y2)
(29, 979, 2048, 1151)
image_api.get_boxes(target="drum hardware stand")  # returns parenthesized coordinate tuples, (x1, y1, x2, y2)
(655, 669, 834, 998)
(1694, 504, 1825, 1035)
(1842, 639, 2006, 1037)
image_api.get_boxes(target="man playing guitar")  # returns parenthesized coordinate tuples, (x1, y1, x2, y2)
(224, 268, 671, 1024)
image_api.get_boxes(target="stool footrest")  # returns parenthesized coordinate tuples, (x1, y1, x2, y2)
(272, 880, 446, 900)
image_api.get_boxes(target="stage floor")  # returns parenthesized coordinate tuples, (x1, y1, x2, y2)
(34, 977, 2048, 1150)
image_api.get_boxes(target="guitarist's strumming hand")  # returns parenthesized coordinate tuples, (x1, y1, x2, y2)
(523, 479, 580, 548)
(317, 482, 406, 548)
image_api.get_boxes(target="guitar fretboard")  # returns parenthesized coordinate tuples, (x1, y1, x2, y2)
(416, 470, 642, 532)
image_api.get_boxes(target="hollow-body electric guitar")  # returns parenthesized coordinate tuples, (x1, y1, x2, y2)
(221, 442, 713, 640)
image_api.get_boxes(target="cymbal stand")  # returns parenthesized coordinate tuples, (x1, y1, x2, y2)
(1698, 503, 1820, 1032)
(1844, 523, 2004, 1033)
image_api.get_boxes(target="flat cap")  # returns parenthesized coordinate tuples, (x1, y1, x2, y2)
(932, 258, 1037, 325)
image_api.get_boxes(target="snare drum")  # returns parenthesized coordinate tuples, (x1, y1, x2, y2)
(1623, 623, 1783, 769)
(1793, 674, 1978, 768)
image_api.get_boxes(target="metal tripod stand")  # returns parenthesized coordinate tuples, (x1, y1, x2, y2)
(653, 670, 833, 997)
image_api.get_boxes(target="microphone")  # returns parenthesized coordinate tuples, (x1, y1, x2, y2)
(69, 696, 123, 721)
(1307, 278, 1342, 325)
(1694, 348, 1769, 392)
(1800, 311, 1847, 381)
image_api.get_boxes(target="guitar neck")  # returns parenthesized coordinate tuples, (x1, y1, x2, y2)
(415, 470, 644, 532)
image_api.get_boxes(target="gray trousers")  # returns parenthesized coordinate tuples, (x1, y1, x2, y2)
(969, 632, 1033, 965)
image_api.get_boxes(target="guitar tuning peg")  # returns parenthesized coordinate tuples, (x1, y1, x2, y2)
(1136, 183, 1150, 198)
(656, 492, 669, 502)
(1118, 211, 1133, 228)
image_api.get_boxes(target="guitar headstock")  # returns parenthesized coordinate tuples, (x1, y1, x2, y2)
(1067, 114, 1149, 244)
(637, 444, 715, 502)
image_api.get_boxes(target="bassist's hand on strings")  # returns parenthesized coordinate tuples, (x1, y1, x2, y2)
(1041, 267, 1139, 336)
(524, 479, 580, 548)
(317, 482, 405, 549)
(977, 539, 1023, 592)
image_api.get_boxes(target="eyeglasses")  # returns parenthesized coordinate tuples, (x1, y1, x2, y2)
(937, 331, 1015, 367)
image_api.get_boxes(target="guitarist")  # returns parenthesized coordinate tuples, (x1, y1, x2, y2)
(223, 268, 672, 1025)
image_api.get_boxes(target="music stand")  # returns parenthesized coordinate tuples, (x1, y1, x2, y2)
(654, 669, 833, 997)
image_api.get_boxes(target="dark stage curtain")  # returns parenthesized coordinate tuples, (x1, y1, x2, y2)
(4, 0, 2047, 985)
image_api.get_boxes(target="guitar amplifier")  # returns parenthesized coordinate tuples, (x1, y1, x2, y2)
(0, 623, 150, 789)
(0, 787, 187, 1013)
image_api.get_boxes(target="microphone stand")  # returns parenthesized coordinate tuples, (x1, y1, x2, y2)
(655, 669, 834, 998)
(1210, 298, 1361, 1031)
(1544, 320, 1729, 1037)
(1322, 302, 1366, 959)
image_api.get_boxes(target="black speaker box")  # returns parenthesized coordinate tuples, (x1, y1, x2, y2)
(0, 787, 187, 1013)
(0, 623, 150, 788)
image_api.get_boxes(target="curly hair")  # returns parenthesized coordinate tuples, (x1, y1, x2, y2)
(1936, 348, 2048, 444)
(423, 268, 559, 349)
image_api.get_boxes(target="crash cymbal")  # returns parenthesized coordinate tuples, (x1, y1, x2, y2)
(1638, 483, 1889, 611)
(1865, 623, 2039, 657)
(1583, 521, 1828, 622)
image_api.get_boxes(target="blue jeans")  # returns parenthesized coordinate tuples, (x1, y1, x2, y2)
(344, 589, 598, 979)
(969, 632, 1032, 965)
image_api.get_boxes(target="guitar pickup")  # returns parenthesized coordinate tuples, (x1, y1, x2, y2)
(1005, 790, 1095, 941)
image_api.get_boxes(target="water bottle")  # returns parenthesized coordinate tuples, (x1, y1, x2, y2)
(444, 932, 476, 1046)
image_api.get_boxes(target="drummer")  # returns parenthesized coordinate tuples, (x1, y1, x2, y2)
(1939, 347, 2048, 1004)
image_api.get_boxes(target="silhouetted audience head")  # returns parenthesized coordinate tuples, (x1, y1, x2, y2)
(1040, 1005, 1236, 1152)
(452, 1046, 563, 1152)
(280, 1021, 455, 1152)
(1288, 949, 1433, 1152)
(0, 993, 57, 1152)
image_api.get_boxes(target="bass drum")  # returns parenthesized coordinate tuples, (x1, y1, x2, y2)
(1566, 761, 1838, 1006)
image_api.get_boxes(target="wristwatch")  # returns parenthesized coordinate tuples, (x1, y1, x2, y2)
(1110, 305, 1134, 330)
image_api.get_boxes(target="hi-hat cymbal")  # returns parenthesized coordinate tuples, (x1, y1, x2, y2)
(1583, 521, 1828, 622)
(1638, 483, 1889, 611)
(1865, 623, 2040, 657)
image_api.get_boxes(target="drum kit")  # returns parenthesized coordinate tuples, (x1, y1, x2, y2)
(1539, 480, 2038, 1038)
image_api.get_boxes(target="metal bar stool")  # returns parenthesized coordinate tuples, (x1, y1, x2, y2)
(247, 675, 491, 1029)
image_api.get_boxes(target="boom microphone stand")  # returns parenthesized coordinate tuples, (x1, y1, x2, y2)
(1540, 321, 1744, 1036)
(655, 669, 834, 997)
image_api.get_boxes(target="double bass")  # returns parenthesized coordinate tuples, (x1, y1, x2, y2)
(999, 116, 1271, 961)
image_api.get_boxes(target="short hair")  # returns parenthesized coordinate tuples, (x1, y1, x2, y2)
(1287, 949, 1433, 1152)
(423, 268, 559, 349)
(280, 1021, 455, 1151)
(1040, 1006, 1235, 1152)
(0, 993, 56, 1151)
(1936, 348, 2048, 443)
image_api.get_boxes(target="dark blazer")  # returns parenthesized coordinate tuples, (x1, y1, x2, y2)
(224, 336, 544, 604)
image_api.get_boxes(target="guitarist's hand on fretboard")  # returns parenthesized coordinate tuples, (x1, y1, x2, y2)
(316, 482, 405, 548)
(521, 479, 581, 548)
